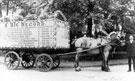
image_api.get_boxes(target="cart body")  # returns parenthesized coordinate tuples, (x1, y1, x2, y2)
(0, 18, 70, 49)
(1, 18, 70, 71)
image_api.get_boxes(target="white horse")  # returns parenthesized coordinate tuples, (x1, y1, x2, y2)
(74, 31, 123, 72)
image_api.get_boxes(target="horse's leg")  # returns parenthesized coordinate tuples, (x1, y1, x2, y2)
(102, 45, 111, 72)
(99, 47, 105, 71)
(99, 47, 107, 71)
(98, 46, 106, 71)
(74, 48, 82, 71)
(102, 54, 108, 71)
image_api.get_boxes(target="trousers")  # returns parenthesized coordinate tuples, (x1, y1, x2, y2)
(128, 57, 135, 71)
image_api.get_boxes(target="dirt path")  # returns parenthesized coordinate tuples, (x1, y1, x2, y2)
(0, 56, 134, 81)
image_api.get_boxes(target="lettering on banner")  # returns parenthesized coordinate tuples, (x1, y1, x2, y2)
(0, 20, 70, 48)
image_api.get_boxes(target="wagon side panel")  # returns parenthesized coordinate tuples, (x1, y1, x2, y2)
(0, 19, 70, 49)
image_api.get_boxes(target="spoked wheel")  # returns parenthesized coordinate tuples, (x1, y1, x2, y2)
(21, 52, 35, 69)
(4, 51, 20, 70)
(36, 54, 53, 72)
(52, 55, 60, 69)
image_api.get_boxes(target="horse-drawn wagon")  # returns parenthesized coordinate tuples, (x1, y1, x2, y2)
(0, 18, 70, 72)
(0, 16, 125, 72)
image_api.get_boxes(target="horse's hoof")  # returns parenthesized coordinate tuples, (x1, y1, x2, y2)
(104, 69, 111, 72)
(105, 70, 111, 72)
(101, 67, 111, 72)
(101, 69, 104, 71)
(75, 67, 81, 72)
(106, 68, 111, 72)
(101, 67, 105, 71)
(107, 68, 111, 72)
(108, 70, 111, 72)
(75, 69, 81, 72)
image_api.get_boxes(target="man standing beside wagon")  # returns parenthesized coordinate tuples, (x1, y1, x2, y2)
(126, 35, 135, 72)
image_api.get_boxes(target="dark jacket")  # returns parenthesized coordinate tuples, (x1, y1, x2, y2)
(126, 41, 135, 57)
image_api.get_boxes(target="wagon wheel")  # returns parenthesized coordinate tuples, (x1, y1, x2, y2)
(52, 55, 60, 69)
(36, 54, 53, 72)
(4, 51, 20, 70)
(21, 52, 35, 69)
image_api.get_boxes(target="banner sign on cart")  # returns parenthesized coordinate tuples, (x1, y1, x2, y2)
(0, 19, 70, 49)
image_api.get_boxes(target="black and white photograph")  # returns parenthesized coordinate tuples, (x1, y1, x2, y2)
(0, 0, 135, 81)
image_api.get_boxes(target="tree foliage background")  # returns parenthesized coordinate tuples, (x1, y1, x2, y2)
(51, 0, 135, 36)
(1, 0, 135, 36)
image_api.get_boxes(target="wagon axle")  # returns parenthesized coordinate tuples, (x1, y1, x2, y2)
(9, 58, 15, 64)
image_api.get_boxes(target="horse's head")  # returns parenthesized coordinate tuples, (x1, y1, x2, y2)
(117, 31, 126, 46)
(107, 31, 126, 46)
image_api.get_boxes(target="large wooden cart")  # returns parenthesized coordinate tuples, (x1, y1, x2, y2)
(0, 18, 70, 72)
